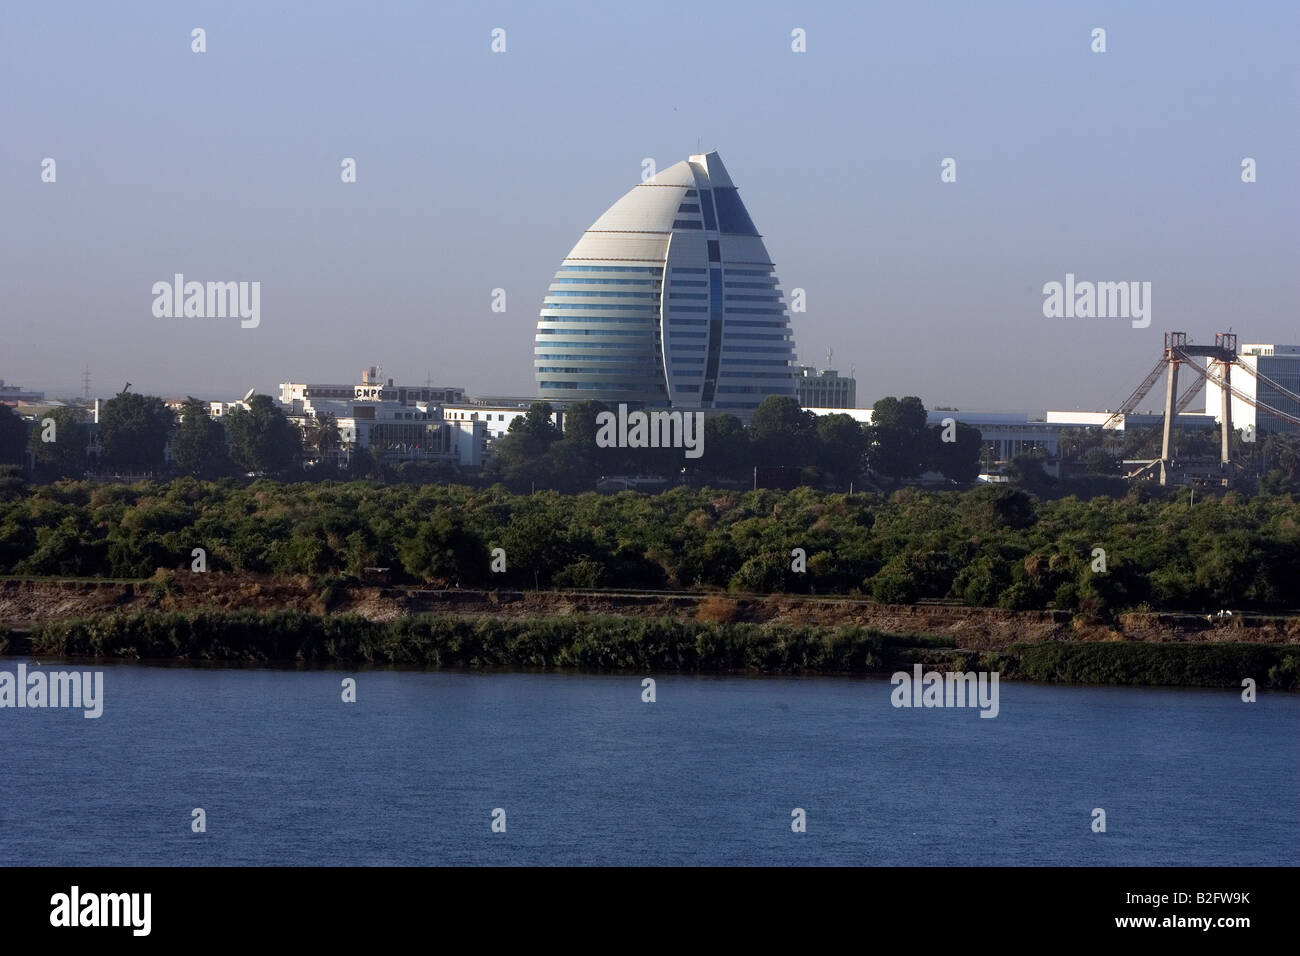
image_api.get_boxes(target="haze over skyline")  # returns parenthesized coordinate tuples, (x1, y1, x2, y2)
(3, 1, 1296, 411)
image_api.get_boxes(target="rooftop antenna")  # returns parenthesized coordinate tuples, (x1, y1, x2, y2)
(826, 347, 832, 370)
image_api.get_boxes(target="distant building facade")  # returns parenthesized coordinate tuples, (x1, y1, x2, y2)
(272, 368, 483, 467)
(442, 404, 564, 443)
(279, 366, 465, 407)
(535, 151, 798, 414)
(796, 366, 855, 409)
(285, 394, 486, 468)
(806, 406, 1217, 464)
(0, 380, 45, 404)
(1202, 343, 1300, 437)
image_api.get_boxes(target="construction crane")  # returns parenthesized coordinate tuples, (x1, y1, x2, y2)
(1174, 377, 1204, 413)
(1106, 332, 1300, 487)
(1099, 358, 1167, 430)
(1174, 352, 1300, 428)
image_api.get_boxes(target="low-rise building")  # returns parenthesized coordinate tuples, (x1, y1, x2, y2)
(805, 406, 1217, 464)
(1202, 343, 1300, 437)
(796, 367, 856, 409)
(279, 366, 465, 407)
(285, 396, 486, 468)
(0, 380, 44, 405)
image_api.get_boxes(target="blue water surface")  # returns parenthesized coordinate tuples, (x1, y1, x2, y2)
(1, 661, 1295, 865)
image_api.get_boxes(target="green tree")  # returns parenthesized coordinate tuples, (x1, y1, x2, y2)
(1057, 427, 1110, 462)
(485, 403, 566, 491)
(926, 420, 982, 485)
(964, 485, 1038, 531)
(0, 404, 26, 465)
(694, 413, 750, 480)
(867, 396, 928, 484)
(305, 411, 342, 463)
(29, 406, 90, 478)
(513, 402, 561, 455)
(1261, 433, 1300, 490)
(1082, 447, 1119, 475)
(816, 413, 867, 481)
(98, 391, 174, 472)
(549, 399, 611, 488)
(172, 398, 230, 476)
(0, 463, 27, 502)
(749, 396, 818, 468)
(400, 512, 487, 585)
(224, 395, 302, 475)
(562, 400, 610, 449)
(1005, 450, 1055, 492)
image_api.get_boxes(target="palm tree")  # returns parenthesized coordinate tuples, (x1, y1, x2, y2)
(305, 412, 341, 464)
(1263, 433, 1300, 479)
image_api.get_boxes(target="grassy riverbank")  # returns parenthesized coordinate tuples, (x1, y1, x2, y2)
(13, 610, 1298, 690)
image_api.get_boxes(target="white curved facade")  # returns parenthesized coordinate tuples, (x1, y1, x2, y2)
(535, 151, 798, 412)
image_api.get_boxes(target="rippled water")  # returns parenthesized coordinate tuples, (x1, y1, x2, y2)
(2, 660, 1295, 865)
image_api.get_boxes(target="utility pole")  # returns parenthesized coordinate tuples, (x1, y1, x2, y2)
(753, 465, 757, 490)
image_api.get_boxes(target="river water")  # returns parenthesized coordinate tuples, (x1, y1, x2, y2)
(1, 661, 1295, 865)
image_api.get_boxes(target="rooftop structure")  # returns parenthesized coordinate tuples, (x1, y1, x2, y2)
(796, 365, 856, 409)
(0, 380, 45, 404)
(279, 367, 465, 407)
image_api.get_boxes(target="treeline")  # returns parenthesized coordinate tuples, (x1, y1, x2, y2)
(0, 393, 319, 480)
(1, 477, 1298, 614)
(0, 392, 984, 492)
(23, 610, 1298, 688)
(488, 395, 983, 492)
(9, 390, 1300, 498)
(1054, 424, 1300, 495)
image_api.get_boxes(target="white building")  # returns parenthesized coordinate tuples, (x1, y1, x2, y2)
(1044, 409, 1217, 434)
(535, 150, 798, 414)
(279, 367, 465, 407)
(805, 407, 1217, 463)
(442, 404, 564, 440)
(285, 395, 486, 468)
(1202, 343, 1300, 437)
(273, 369, 483, 467)
(806, 408, 1064, 460)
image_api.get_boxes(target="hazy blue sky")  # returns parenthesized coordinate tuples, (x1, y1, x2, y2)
(3, 1, 1296, 412)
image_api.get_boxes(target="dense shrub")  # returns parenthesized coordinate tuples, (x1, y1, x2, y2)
(28, 610, 1296, 689)
(1, 479, 1298, 615)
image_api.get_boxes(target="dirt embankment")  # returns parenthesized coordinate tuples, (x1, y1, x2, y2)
(2, 575, 1297, 651)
